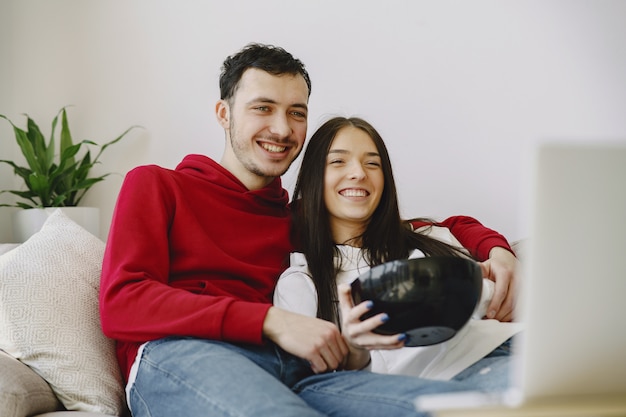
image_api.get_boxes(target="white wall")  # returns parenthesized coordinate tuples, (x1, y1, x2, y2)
(1, 0, 625, 243)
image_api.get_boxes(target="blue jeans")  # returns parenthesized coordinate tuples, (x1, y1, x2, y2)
(451, 336, 514, 390)
(129, 337, 512, 417)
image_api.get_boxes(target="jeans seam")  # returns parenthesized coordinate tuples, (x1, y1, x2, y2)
(129, 384, 150, 417)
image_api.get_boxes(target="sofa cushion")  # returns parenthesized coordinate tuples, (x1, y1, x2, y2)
(0, 349, 61, 417)
(0, 209, 125, 415)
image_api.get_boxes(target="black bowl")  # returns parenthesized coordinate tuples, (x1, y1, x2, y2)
(350, 257, 482, 347)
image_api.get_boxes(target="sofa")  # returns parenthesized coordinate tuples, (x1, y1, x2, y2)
(0, 210, 128, 417)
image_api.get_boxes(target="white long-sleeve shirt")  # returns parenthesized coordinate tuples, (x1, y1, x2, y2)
(274, 226, 523, 380)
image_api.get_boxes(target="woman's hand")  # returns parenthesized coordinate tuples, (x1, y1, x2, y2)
(337, 283, 406, 369)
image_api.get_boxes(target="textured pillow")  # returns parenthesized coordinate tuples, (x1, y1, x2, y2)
(0, 209, 124, 415)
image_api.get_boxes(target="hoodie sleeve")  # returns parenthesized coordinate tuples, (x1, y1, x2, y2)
(99, 166, 269, 346)
(410, 216, 513, 261)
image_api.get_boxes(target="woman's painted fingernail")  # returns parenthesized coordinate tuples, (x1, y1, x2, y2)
(366, 301, 374, 309)
(380, 314, 389, 322)
(398, 333, 408, 342)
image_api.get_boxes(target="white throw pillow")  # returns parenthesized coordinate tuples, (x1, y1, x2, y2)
(0, 209, 124, 415)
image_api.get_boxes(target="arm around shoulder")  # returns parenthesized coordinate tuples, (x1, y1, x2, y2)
(412, 215, 513, 261)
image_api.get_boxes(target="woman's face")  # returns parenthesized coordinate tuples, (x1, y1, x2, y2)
(324, 126, 384, 244)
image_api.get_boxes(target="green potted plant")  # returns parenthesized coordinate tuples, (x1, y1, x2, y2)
(0, 106, 139, 241)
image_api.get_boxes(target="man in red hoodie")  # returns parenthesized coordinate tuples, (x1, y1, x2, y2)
(100, 43, 518, 417)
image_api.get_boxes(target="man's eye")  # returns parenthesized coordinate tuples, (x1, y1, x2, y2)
(291, 111, 307, 119)
(255, 106, 270, 112)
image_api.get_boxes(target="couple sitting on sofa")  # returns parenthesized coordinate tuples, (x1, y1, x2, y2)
(99, 44, 520, 416)
(0, 43, 520, 417)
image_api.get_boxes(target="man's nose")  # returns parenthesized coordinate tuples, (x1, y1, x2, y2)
(268, 114, 292, 138)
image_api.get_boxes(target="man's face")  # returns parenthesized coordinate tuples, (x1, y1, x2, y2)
(217, 68, 309, 190)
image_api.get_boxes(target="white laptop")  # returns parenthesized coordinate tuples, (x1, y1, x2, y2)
(415, 142, 626, 415)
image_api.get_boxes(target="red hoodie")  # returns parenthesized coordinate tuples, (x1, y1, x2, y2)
(100, 155, 293, 380)
(100, 154, 512, 381)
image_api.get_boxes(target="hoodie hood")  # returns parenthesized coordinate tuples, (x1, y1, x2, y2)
(175, 154, 289, 207)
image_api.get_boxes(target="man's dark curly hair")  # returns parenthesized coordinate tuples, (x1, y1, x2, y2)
(219, 43, 311, 102)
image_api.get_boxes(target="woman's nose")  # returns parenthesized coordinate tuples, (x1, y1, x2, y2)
(347, 163, 366, 180)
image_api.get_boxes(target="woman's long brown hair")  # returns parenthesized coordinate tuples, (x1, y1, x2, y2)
(291, 117, 468, 324)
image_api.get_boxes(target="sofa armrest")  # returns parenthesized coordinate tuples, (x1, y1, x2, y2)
(0, 350, 61, 417)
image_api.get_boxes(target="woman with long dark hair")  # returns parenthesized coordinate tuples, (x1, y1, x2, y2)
(275, 116, 522, 378)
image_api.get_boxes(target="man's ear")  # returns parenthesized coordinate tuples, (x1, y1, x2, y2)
(215, 99, 230, 129)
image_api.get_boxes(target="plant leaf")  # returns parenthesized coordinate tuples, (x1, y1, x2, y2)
(59, 108, 75, 164)
(0, 160, 32, 181)
(26, 116, 49, 174)
(92, 125, 141, 162)
(60, 142, 82, 161)
(1, 116, 42, 175)
(47, 109, 63, 169)
(27, 173, 50, 206)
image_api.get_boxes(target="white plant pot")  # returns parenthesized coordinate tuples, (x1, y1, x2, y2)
(12, 207, 100, 243)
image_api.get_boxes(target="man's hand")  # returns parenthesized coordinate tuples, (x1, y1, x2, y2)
(478, 246, 519, 322)
(262, 306, 349, 374)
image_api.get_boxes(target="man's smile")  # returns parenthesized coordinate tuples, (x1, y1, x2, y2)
(260, 142, 288, 153)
